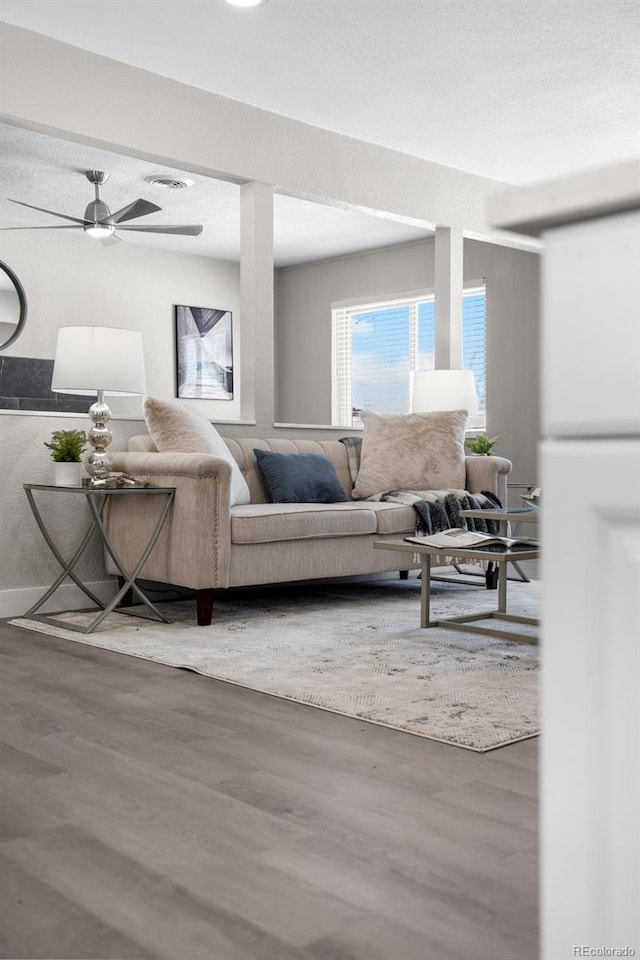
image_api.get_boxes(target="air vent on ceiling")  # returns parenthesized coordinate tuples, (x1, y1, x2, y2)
(145, 176, 194, 189)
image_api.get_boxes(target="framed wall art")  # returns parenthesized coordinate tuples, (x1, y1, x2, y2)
(175, 304, 234, 400)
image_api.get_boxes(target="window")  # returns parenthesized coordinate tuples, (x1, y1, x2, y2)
(331, 284, 486, 428)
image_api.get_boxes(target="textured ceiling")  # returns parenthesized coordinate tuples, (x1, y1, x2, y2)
(0, 0, 637, 262)
(1, 0, 638, 185)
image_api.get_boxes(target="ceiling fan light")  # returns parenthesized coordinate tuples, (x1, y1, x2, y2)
(84, 222, 115, 238)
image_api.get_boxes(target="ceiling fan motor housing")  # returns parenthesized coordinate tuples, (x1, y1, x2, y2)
(84, 171, 113, 233)
(84, 199, 112, 225)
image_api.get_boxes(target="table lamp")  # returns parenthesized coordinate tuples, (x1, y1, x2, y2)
(410, 369, 478, 415)
(51, 326, 146, 483)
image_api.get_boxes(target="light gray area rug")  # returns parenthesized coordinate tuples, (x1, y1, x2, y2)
(11, 574, 539, 752)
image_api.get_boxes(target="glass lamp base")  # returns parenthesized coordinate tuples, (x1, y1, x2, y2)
(86, 391, 113, 483)
(85, 450, 113, 482)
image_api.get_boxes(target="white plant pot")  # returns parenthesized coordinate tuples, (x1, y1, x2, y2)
(54, 461, 83, 487)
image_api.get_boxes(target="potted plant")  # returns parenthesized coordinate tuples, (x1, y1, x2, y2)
(464, 433, 501, 456)
(44, 429, 87, 486)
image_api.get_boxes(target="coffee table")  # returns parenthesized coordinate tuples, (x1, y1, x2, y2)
(374, 538, 539, 643)
(459, 505, 539, 583)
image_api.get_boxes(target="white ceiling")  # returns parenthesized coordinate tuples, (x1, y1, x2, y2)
(0, 0, 638, 262)
(0, 123, 432, 265)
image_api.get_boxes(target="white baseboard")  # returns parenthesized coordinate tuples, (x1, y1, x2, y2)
(0, 579, 118, 620)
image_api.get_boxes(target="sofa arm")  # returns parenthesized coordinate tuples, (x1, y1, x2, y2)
(104, 451, 233, 589)
(464, 455, 512, 506)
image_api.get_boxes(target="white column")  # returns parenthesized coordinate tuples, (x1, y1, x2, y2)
(240, 182, 274, 425)
(434, 226, 463, 369)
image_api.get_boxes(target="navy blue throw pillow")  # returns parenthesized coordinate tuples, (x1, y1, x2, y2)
(254, 448, 348, 504)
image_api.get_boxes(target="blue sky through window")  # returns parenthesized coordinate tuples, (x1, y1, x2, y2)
(349, 291, 484, 418)
(352, 304, 411, 413)
(462, 293, 486, 413)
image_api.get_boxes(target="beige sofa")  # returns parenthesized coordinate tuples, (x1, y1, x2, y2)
(106, 435, 512, 625)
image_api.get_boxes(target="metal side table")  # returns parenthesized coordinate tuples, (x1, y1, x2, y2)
(24, 483, 175, 634)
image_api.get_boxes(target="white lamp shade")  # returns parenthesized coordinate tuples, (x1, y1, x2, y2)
(51, 326, 147, 396)
(411, 369, 478, 415)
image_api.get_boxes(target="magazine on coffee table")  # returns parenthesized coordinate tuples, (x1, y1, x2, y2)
(404, 528, 539, 550)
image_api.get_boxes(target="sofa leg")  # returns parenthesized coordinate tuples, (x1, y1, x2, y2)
(196, 589, 215, 626)
(485, 563, 498, 590)
(399, 570, 409, 580)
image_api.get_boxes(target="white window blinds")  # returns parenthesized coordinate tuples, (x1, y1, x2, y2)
(462, 287, 486, 420)
(331, 284, 486, 428)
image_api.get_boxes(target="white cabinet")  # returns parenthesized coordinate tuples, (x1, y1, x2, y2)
(491, 161, 640, 960)
(542, 211, 640, 438)
(541, 439, 640, 954)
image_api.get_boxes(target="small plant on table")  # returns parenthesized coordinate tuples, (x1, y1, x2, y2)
(44, 429, 87, 462)
(465, 433, 500, 456)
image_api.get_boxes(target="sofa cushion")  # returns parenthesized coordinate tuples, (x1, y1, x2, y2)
(142, 396, 250, 505)
(230, 502, 377, 544)
(254, 448, 348, 504)
(128, 434, 157, 453)
(226, 438, 353, 505)
(352, 409, 468, 499)
(367, 501, 417, 535)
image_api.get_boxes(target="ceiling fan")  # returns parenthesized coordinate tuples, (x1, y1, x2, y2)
(2, 170, 204, 245)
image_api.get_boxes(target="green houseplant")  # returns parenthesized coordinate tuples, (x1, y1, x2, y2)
(44, 429, 87, 486)
(44, 429, 87, 462)
(464, 433, 500, 456)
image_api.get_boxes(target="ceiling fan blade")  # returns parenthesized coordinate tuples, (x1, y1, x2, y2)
(100, 233, 123, 247)
(0, 224, 82, 231)
(117, 224, 203, 236)
(8, 199, 89, 226)
(109, 198, 162, 224)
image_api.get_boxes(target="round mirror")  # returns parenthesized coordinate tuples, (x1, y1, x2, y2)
(0, 260, 27, 350)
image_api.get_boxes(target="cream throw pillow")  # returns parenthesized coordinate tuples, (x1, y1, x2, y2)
(352, 409, 468, 499)
(143, 396, 250, 505)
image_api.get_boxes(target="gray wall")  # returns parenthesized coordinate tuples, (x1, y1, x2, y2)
(0, 230, 241, 610)
(0, 227, 242, 421)
(275, 237, 540, 488)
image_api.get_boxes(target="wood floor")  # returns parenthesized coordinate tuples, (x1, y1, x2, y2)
(0, 615, 538, 960)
